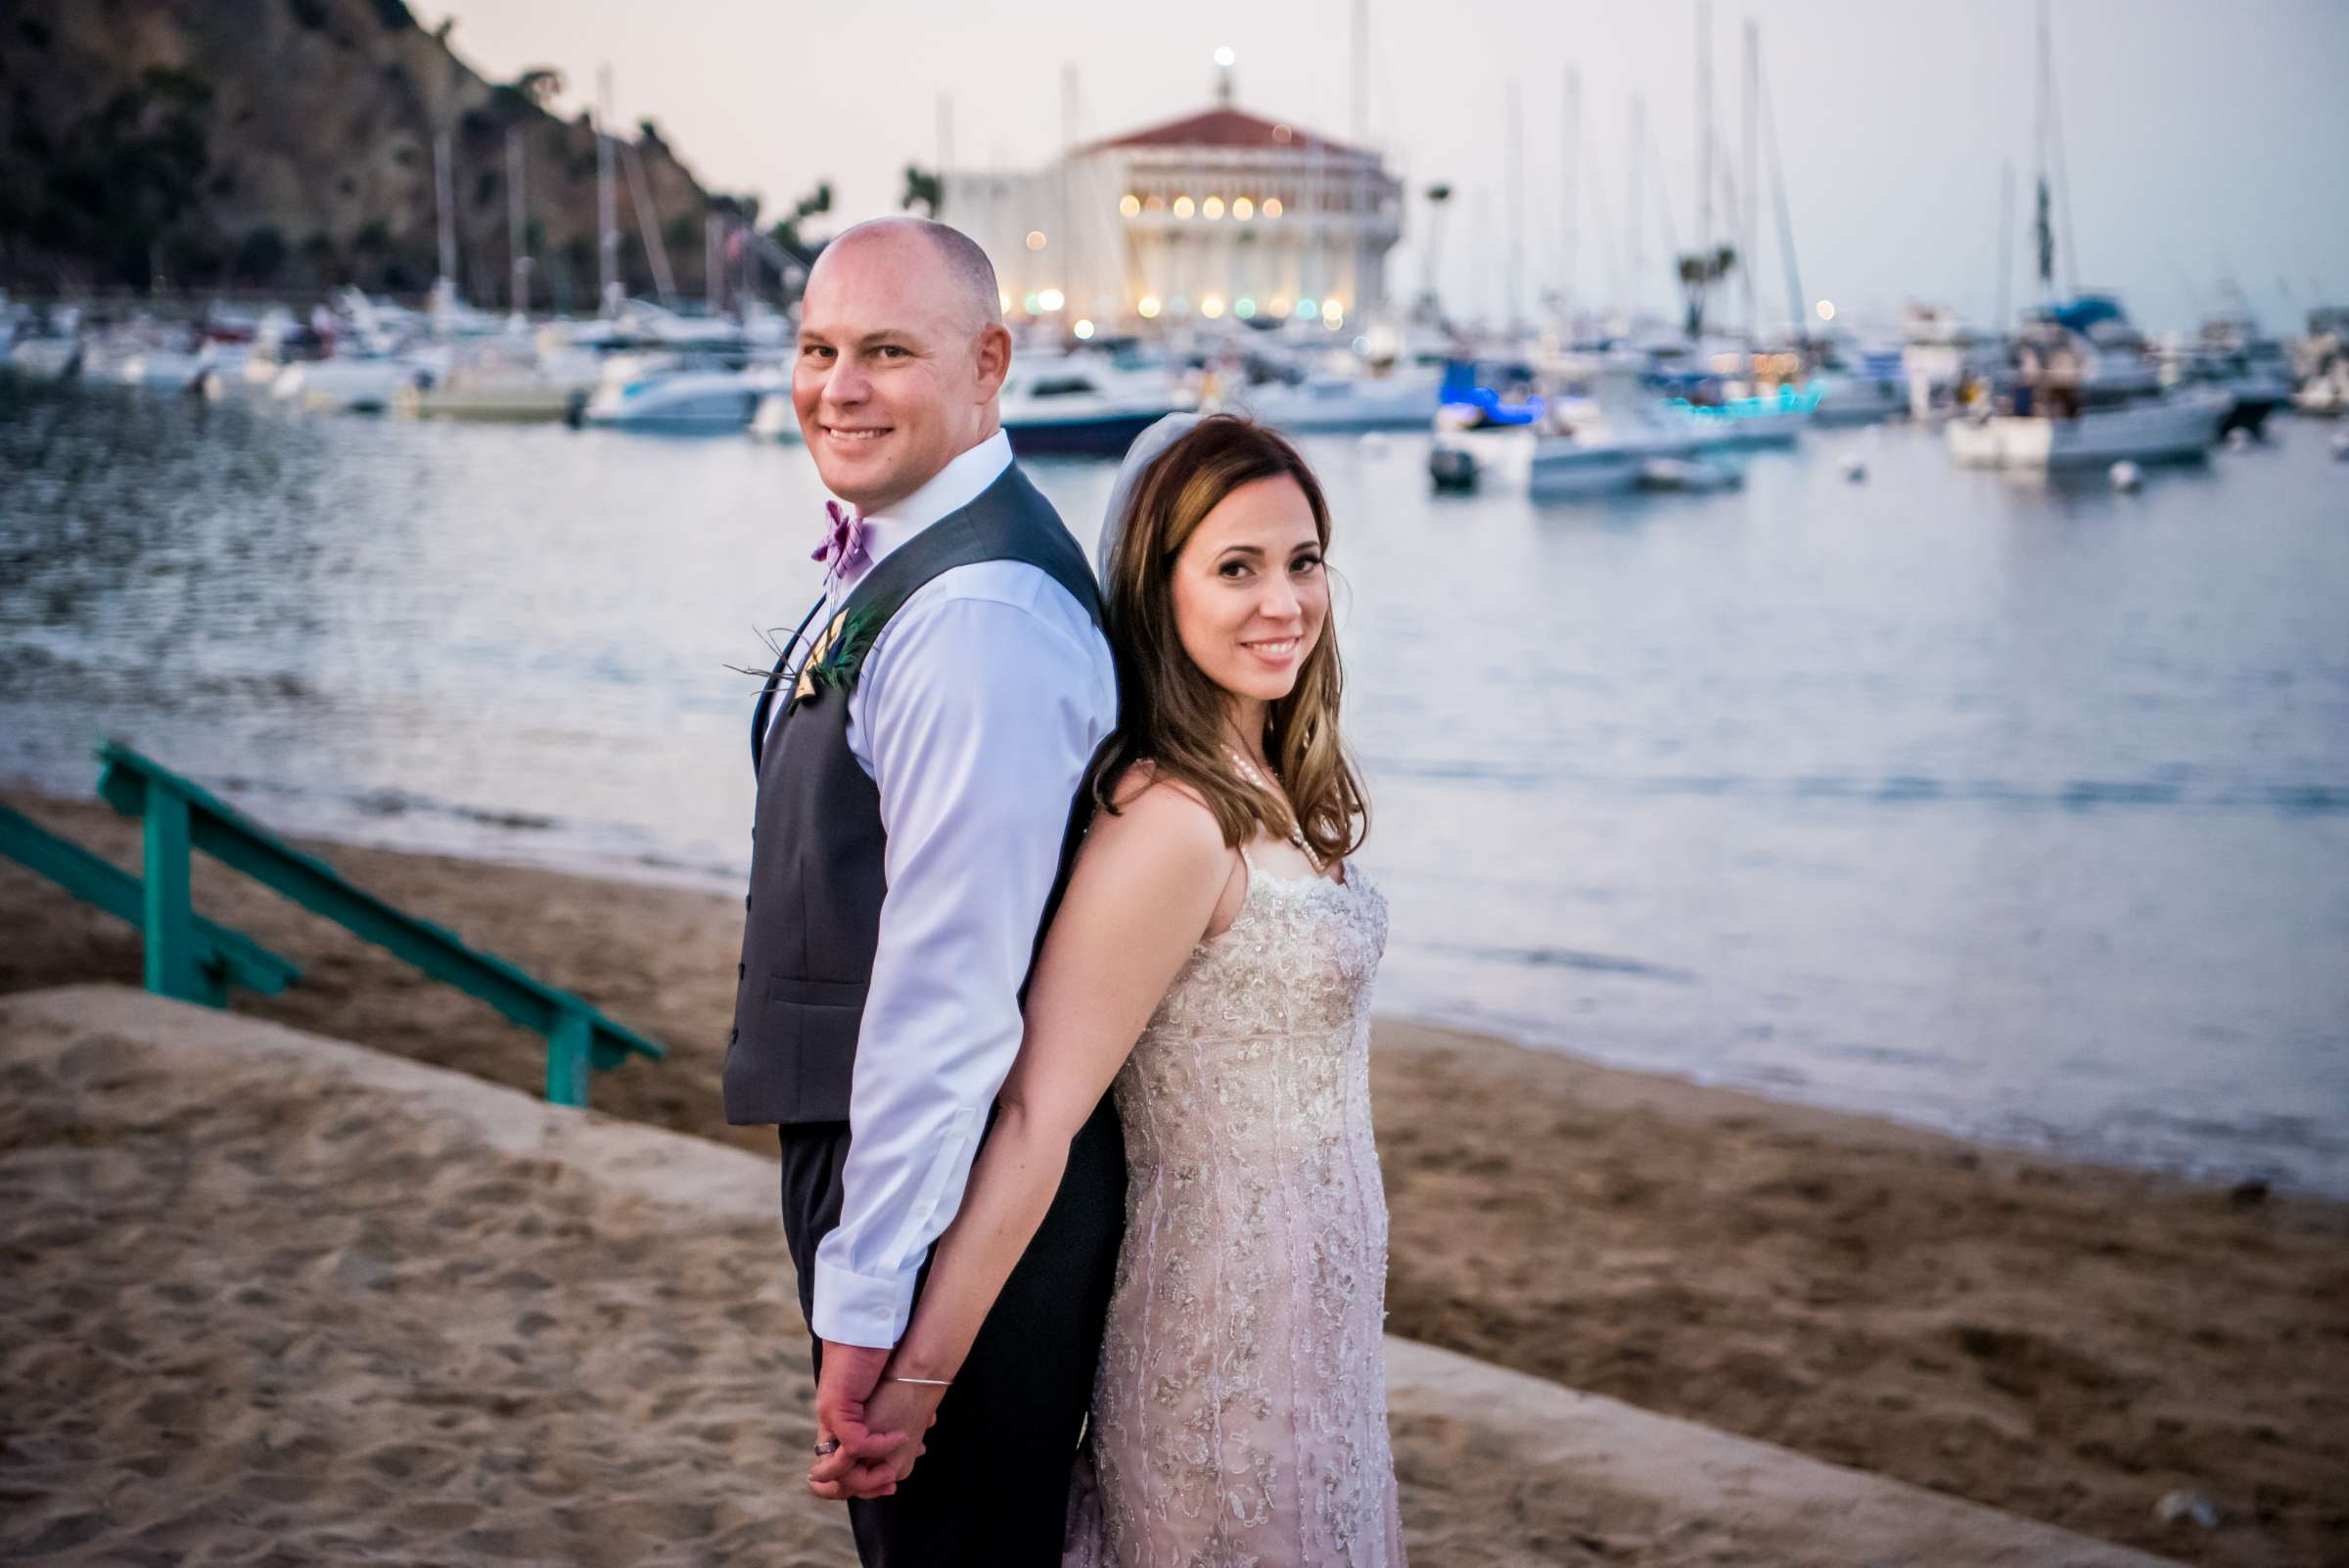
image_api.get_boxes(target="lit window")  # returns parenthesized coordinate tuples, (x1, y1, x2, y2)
(1202, 196, 1224, 220)
(1173, 196, 1195, 220)
(1263, 197, 1283, 218)
(1232, 197, 1254, 221)
(1119, 194, 1141, 217)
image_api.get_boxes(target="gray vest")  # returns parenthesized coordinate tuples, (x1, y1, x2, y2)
(722, 464, 1106, 1126)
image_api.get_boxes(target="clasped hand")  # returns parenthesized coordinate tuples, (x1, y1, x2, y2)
(807, 1340, 947, 1502)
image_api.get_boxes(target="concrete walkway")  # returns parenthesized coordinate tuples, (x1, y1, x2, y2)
(1, 986, 2183, 1567)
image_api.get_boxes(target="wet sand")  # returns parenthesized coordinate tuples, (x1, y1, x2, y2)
(3, 788, 2344, 1565)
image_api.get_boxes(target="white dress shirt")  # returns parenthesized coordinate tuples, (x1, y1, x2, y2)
(772, 429, 1119, 1348)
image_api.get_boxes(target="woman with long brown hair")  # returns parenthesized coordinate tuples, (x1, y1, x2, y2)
(816, 413, 1404, 1564)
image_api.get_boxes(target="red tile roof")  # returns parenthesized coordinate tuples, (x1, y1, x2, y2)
(1086, 107, 1371, 161)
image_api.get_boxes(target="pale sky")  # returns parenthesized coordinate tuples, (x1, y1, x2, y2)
(425, 0, 2349, 336)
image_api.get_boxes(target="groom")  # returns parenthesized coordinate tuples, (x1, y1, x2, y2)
(722, 217, 1125, 1565)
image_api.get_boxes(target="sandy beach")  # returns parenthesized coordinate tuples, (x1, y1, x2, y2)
(3, 787, 2344, 1565)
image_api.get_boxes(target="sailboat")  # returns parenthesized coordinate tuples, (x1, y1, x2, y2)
(1947, 7, 2226, 471)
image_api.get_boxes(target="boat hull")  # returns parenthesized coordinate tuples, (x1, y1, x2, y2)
(1947, 392, 2228, 469)
(1004, 411, 1167, 458)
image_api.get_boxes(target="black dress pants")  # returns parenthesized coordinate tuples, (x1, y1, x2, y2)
(777, 1094, 1125, 1568)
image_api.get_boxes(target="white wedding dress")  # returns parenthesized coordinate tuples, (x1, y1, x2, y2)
(1065, 847, 1405, 1567)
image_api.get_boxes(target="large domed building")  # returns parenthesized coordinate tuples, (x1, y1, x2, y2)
(944, 71, 1404, 333)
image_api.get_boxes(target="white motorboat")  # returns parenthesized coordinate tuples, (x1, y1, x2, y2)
(579, 360, 781, 433)
(272, 351, 445, 414)
(2295, 362, 2349, 417)
(1231, 368, 1443, 434)
(750, 392, 805, 444)
(1527, 399, 1707, 497)
(1947, 388, 2230, 469)
(997, 355, 1191, 457)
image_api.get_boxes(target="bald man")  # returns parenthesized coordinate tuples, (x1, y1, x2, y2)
(723, 218, 1125, 1564)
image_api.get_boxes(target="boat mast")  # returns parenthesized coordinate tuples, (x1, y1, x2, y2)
(1696, 0, 1713, 300)
(1562, 66, 1579, 331)
(1505, 77, 1523, 336)
(596, 67, 620, 317)
(1741, 20, 1758, 342)
(1758, 43, 1805, 341)
(1628, 95, 1644, 322)
(1996, 157, 2015, 328)
(506, 125, 530, 319)
(434, 130, 458, 314)
(1060, 63, 1078, 324)
(622, 138, 680, 311)
(2042, 0, 2080, 297)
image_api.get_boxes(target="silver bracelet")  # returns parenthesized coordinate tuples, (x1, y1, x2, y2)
(887, 1374, 952, 1387)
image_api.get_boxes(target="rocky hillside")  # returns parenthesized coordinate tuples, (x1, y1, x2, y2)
(0, 0, 749, 305)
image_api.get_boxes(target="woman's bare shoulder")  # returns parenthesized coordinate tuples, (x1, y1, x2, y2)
(1092, 762, 1228, 867)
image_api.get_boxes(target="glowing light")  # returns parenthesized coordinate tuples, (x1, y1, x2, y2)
(1143, 194, 1165, 212)
(1352, 335, 1369, 353)
(1022, 294, 1040, 314)
(1202, 295, 1225, 319)
(1295, 297, 1318, 318)
(1235, 297, 1257, 319)
(1026, 230, 1047, 251)
(1118, 194, 1141, 217)
(1137, 296, 1162, 319)
(1171, 296, 1192, 316)
(1321, 299, 1344, 327)
(1270, 297, 1291, 317)
(1202, 196, 1225, 221)
(1215, 45, 1235, 68)
(1272, 124, 1293, 143)
(1232, 197, 1254, 221)
(1262, 197, 1283, 218)
(1173, 195, 1195, 219)
(1074, 318, 1095, 340)
(1816, 299, 1836, 322)
(1038, 288, 1066, 311)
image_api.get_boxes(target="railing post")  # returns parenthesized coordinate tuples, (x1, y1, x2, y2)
(142, 790, 202, 1002)
(546, 1007, 593, 1108)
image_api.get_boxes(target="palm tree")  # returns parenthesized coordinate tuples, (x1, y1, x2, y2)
(1419, 183, 1454, 320)
(899, 164, 943, 218)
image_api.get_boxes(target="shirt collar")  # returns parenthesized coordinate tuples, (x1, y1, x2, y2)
(847, 430, 1014, 572)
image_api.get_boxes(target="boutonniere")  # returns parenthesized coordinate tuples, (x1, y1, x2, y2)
(789, 607, 883, 710)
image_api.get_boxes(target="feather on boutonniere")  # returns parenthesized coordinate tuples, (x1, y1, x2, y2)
(789, 607, 883, 711)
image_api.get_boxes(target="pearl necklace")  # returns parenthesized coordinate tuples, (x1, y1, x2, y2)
(1226, 746, 1324, 874)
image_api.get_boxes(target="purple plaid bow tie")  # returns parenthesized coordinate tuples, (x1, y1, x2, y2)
(811, 500, 869, 578)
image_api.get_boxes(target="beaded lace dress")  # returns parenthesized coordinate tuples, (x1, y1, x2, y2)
(1064, 845, 1405, 1567)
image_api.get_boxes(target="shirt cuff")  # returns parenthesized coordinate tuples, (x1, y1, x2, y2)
(809, 1259, 920, 1348)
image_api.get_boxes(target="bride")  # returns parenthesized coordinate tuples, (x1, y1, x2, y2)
(816, 411, 1404, 1564)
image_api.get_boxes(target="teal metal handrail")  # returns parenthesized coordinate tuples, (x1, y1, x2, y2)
(0, 802, 301, 1004)
(69, 740, 666, 1106)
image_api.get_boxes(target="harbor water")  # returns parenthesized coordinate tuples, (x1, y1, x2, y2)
(3, 377, 2345, 1194)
